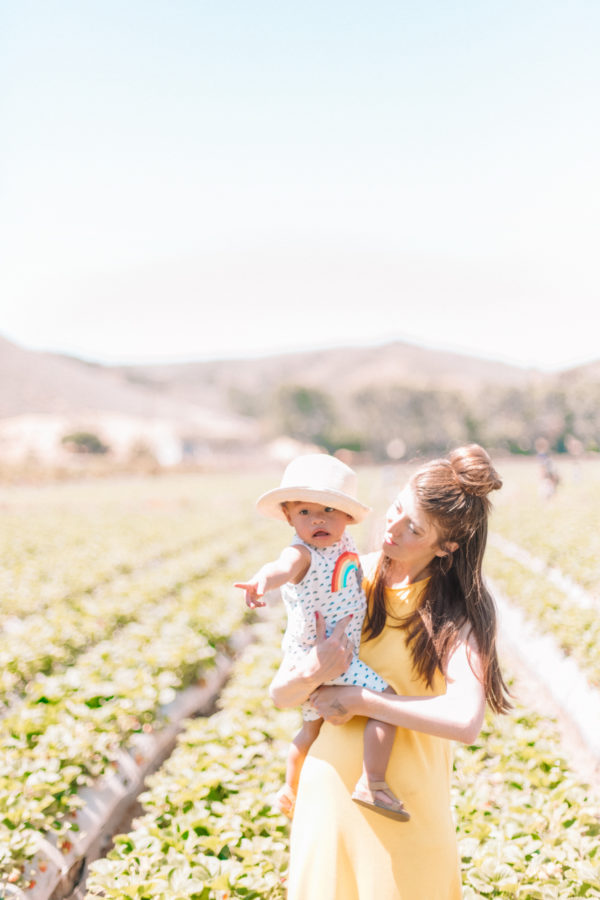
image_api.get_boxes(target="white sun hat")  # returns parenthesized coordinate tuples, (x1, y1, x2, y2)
(256, 454, 371, 523)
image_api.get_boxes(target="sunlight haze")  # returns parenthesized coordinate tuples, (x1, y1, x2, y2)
(1, 1, 598, 371)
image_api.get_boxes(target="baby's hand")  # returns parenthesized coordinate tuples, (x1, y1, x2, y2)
(234, 580, 267, 608)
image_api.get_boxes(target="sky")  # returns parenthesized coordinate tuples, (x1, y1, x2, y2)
(1, 1, 598, 371)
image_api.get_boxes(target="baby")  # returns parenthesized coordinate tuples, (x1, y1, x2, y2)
(235, 454, 409, 822)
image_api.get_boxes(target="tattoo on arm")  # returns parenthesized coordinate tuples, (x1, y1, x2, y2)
(331, 699, 348, 715)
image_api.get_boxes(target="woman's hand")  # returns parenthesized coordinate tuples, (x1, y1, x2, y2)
(269, 612, 354, 708)
(309, 684, 363, 724)
(310, 611, 355, 682)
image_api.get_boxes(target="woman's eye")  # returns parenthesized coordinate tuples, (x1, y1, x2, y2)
(299, 509, 309, 515)
(324, 507, 334, 513)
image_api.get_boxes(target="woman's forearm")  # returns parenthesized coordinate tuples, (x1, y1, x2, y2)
(269, 657, 323, 708)
(352, 686, 485, 744)
(311, 634, 487, 744)
(310, 625, 487, 744)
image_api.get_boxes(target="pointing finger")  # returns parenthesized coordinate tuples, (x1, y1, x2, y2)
(234, 582, 257, 592)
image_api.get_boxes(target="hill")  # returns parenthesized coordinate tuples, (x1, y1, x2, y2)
(3, 334, 547, 420)
(558, 359, 600, 383)
(0, 336, 257, 465)
(115, 340, 541, 411)
(0, 335, 249, 431)
(2, 335, 598, 463)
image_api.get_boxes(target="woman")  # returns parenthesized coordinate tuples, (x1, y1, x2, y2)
(270, 444, 511, 900)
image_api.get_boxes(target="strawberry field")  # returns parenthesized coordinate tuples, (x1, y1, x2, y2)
(0, 460, 599, 898)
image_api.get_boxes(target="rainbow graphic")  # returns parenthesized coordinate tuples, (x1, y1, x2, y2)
(331, 551, 360, 592)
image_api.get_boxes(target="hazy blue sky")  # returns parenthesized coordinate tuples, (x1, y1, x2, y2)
(1, 1, 598, 369)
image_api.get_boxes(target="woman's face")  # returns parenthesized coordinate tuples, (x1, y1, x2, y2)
(383, 483, 446, 571)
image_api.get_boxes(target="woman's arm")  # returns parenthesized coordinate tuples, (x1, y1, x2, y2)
(309, 627, 486, 745)
(269, 612, 354, 708)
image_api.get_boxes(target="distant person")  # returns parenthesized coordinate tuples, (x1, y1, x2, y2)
(566, 434, 584, 482)
(235, 454, 408, 821)
(270, 444, 511, 899)
(535, 438, 560, 499)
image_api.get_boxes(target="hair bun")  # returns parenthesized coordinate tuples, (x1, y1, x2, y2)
(449, 444, 502, 497)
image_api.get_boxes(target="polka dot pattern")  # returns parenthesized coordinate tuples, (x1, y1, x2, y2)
(280, 532, 388, 722)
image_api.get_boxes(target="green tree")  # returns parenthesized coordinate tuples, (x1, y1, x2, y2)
(61, 431, 109, 454)
(268, 385, 337, 449)
(350, 386, 476, 458)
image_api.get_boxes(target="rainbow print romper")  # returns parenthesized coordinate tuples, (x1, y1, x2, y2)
(281, 532, 388, 721)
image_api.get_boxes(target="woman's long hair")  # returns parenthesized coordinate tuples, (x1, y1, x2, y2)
(364, 444, 511, 714)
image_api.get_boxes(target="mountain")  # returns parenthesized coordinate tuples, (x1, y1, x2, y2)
(0, 335, 182, 419)
(2, 335, 572, 420)
(114, 340, 543, 411)
(0, 335, 251, 440)
(558, 359, 600, 383)
(3, 335, 597, 463)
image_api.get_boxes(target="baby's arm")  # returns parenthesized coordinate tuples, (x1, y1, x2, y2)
(235, 544, 311, 608)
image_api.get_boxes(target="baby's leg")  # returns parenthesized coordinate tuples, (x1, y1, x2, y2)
(287, 718, 323, 794)
(277, 718, 323, 817)
(362, 713, 396, 785)
(352, 688, 410, 821)
(329, 654, 409, 819)
(357, 717, 410, 820)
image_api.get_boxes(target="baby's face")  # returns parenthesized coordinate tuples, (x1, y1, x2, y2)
(282, 501, 352, 548)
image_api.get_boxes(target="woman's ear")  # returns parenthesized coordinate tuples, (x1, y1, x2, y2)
(435, 541, 459, 558)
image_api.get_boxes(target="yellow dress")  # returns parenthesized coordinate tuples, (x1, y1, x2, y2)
(287, 564, 462, 900)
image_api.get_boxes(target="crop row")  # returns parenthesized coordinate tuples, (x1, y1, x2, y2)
(85, 615, 293, 899)
(489, 533, 596, 612)
(84, 617, 600, 899)
(0, 471, 277, 618)
(0, 508, 260, 620)
(2, 465, 598, 897)
(454, 700, 599, 898)
(484, 545, 600, 689)
(0, 521, 276, 708)
(489, 459, 600, 595)
(0, 529, 282, 888)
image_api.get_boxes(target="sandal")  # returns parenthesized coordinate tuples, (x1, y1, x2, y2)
(275, 783, 296, 819)
(351, 779, 410, 822)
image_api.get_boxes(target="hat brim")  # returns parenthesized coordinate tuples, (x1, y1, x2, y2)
(256, 486, 371, 524)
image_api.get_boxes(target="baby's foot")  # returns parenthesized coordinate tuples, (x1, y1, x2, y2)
(275, 783, 296, 818)
(351, 777, 410, 822)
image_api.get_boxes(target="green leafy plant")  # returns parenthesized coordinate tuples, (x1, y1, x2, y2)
(61, 432, 110, 454)
(1, 466, 599, 897)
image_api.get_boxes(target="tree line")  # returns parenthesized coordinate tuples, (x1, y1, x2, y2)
(232, 381, 600, 460)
